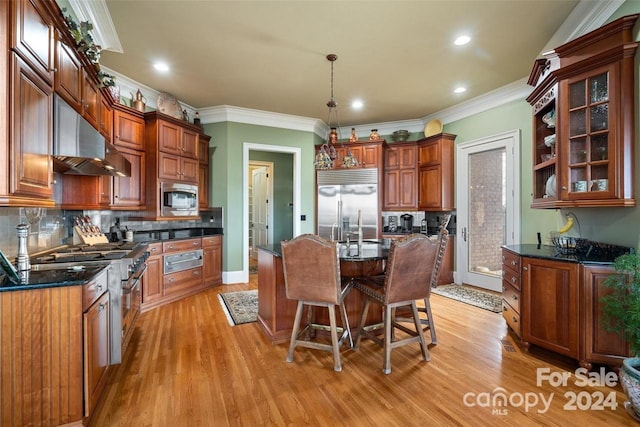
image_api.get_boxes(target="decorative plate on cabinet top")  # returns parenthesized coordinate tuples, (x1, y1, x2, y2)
(156, 92, 183, 119)
(424, 119, 443, 137)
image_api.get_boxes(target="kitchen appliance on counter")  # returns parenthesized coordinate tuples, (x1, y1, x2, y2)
(387, 216, 398, 232)
(31, 241, 149, 365)
(400, 214, 414, 233)
(317, 169, 379, 240)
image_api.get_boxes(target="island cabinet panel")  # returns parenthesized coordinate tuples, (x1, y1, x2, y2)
(0, 286, 84, 426)
(521, 257, 579, 359)
(501, 248, 522, 338)
(257, 248, 383, 344)
(581, 264, 629, 368)
(257, 248, 299, 344)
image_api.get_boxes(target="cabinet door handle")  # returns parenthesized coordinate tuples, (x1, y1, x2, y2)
(512, 295, 518, 301)
(98, 303, 106, 312)
(561, 186, 568, 190)
(512, 317, 518, 323)
(523, 266, 528, 271)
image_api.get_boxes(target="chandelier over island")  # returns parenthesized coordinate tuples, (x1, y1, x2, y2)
(314, 54, 359, 170)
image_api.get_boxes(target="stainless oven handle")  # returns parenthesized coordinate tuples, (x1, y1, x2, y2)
(165, 256, 202, 266)
(123, 264, 147, 293)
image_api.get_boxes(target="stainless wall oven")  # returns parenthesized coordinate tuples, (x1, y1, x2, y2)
(161, 182, 198, 216)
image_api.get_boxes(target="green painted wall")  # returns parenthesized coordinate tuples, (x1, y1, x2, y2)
(202, 121, 320, 273)
(445, 3, 640, 250)
(249, 151, 294, 244)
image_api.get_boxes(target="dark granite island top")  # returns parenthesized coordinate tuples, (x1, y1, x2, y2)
(502, 243, 631, 265)
(0, 264, 108, 292)
(258, 239, 390, 262)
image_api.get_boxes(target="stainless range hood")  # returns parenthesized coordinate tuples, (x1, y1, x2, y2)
(53, 94, 131, 177)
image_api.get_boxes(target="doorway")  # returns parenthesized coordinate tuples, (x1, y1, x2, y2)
(242, 143, 301, 283)
(248, 161, 273, 272)
(455, 130, 520, 292)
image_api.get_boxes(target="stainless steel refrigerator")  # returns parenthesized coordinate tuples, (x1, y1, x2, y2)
(317, 168, 379, 241)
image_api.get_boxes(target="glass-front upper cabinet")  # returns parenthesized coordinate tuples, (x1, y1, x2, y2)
(561, 67, 614, 200)
(527, 14, 637, 209)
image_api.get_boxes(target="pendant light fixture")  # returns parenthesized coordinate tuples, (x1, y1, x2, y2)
(314, 54, 358, 170)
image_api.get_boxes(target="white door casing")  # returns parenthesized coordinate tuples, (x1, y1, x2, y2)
(455, 129, 520, 292)
(250, 163, 272, 258)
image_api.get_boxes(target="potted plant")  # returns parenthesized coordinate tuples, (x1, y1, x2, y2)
(600, 252, 640, 420)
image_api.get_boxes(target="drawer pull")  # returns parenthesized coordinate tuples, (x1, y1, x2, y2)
(523, 266, 528, 271)
(98, 303, 106, 313)
(511, 277, 517, 283)
(193, 241, 199, 246)
(169, 277, 175, 283)
(512, 317, 518, 323)
(511, 260, 517, 266)
(193, 271, 200, 276)
(512, 295, 518, 301)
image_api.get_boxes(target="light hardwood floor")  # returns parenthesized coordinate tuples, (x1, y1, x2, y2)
(91, 278, 636, 426)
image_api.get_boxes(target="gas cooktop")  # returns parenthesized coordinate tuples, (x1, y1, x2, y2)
(31, 242, 144, 264)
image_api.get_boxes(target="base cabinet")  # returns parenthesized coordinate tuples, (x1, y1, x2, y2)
(581, 264, 629, 368)
(203, 235, 222, 286)
(83, 290, 110, 419)
(506, 248, 630, 368)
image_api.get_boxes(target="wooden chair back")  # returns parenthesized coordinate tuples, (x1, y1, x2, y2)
(383, 234, 438, 304)
(281, 234, 341, 304)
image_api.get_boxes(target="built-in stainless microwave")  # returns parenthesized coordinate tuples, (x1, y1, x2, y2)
(161, 182, 198, 216)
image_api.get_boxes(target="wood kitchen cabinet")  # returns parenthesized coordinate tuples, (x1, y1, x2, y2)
(581, 264, 629, 368)
(114, 106, 145, 150)
(111, 146, 146, 208)
(417, 133, 455, 211)
(527, 14, 637, 208)
(10, 0, 55, 85)
(2, 52, 55, 206)
(99, 92, 114, 140)
(383, 142, 417, 210)
(501, 248, 522, 338)
(315, 140, 386, 170)
(142, 242, 163, 309)
(142, 111, 209, 219)
(199, 134, 211, 209)
(54, 30, 82, 108)
(203, 235, 222, 287)
(522, 256, 580, 359)
(83, 273, 110, 420)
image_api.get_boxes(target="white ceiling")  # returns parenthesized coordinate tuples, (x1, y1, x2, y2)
(89, 0, 618, 127)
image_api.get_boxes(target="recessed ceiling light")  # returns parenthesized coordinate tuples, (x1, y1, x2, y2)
(454, 87, 467, 94)
(454, 35, 471, 46)
(154, 62, 170, 72)
(351, 99, 363, 109)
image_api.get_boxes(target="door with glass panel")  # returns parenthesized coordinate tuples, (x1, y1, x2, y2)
(456, 131, 520, 292)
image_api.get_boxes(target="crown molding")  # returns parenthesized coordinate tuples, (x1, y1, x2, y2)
(422, 78, 532, 126)
(541, 0, 623, 55)
(67, 0, 123, 53)
(198, 105, 325, 134)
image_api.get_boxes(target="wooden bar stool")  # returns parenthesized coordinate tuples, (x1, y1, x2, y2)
(353, 234, 438, 374)
(281, 234, 353, 372)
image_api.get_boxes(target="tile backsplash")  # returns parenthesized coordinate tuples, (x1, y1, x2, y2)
(0, 207, 223, 259)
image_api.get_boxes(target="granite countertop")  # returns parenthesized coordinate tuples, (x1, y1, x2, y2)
(132, 226, 223, 243)
(0, 264, 108, 292)
(258, 239, 390, 262)
(502, 243, 628, 265)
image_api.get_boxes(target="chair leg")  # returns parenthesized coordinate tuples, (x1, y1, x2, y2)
(411, 302, 431, 362)
(383, 305, 393, 374)
(355, 297, 371, 350)
(424, 297, 437, 345)
(286, 301, 305, 363)
(327, 305, 342, 372)
(339, 302, 353, 348)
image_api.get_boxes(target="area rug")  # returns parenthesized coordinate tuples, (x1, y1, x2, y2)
(217, 290, 258, 326)
(432, 284, 502, 313)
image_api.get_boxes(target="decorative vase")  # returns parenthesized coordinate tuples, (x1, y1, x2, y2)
(620, 357, 640, 421)
(369, 129, 380, 141)
(349, 128, 357, 142)
(329, 128, 338, 144)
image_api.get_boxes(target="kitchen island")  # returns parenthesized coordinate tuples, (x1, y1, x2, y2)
(257, 242, 386, 344)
